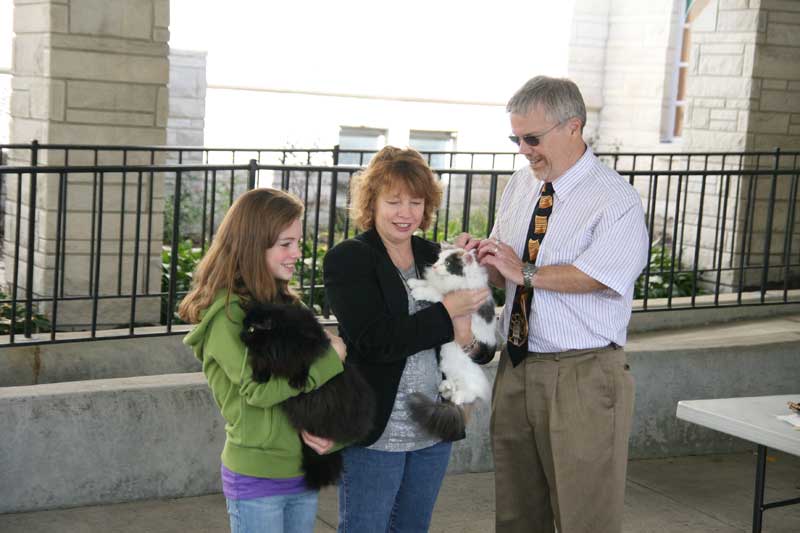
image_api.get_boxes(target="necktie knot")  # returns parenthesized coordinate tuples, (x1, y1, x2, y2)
(542, 182, 554, 195)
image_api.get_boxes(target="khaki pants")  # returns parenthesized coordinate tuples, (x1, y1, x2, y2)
(490, 346, 635, 533)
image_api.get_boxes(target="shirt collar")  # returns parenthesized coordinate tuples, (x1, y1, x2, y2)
(544, 145, 595, 200)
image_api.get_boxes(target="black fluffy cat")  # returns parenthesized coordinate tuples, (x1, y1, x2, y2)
(240, 302, 374, 489)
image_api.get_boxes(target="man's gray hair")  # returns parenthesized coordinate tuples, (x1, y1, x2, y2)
(506, 76, 587, 130)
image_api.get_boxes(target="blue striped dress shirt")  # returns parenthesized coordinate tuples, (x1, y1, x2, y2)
(491, 147, 649, 353)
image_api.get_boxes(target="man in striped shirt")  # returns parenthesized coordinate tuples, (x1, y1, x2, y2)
(459, 76, 649, 533)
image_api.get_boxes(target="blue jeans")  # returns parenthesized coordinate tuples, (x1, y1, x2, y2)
(226, 490, 318, 533)
(337, 441, 452, 533)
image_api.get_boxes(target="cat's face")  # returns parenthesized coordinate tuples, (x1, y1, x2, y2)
(432, 248, 480, 278)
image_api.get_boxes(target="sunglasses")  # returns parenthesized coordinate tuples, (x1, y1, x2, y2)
(508, 121, 563, 147)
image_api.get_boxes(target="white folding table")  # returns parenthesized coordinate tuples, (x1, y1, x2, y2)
(676, 394, 800, 533)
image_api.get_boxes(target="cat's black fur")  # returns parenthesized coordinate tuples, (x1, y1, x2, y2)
(240, 302, 374, 489)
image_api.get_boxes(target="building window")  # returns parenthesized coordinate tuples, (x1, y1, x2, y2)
(409, 130, 456, 169)
(337, 126, 386, 166)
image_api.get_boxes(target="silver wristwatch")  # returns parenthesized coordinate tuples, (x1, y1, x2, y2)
(522, 263, 538, 289)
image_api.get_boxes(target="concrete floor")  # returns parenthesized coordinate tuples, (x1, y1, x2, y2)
(1, 451, 798, 533)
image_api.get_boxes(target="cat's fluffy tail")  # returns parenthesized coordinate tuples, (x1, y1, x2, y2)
(408, 393, 465, 442)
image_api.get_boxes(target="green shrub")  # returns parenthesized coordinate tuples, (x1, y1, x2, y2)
(422, 211, 491, 242)
(161, 240, 203, 325)
(296, 239, 327, 313)
(635, 245, 700, 299)
(0, 290, 50, 334)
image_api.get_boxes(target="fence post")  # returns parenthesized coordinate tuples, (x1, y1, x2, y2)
(166, 169, 183, 332)
(760, 147, 781, 299)
(247, 159, 257, 190)
(24, 140, 40, 337)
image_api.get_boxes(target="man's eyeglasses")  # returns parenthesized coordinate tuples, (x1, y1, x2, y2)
(509, 121, 563, 147)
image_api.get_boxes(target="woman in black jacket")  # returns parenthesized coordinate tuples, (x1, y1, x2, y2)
(323, 146, 489, 532)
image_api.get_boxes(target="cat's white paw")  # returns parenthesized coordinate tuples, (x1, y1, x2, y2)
(450, 390, 466, 405)
(407, 278, 424, 289)
(439, 380, 456, 400)
(411, 286, 442, 303)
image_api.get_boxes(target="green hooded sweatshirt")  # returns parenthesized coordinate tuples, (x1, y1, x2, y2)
(183, 292, 344, 479)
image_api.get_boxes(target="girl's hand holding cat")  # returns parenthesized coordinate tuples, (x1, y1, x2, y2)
(326, 331, 348, 362)
(301, 430, 335, 455)
(442, 288, 491, 319)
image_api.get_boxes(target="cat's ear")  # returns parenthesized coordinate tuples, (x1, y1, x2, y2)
(463, 251, 475, 265)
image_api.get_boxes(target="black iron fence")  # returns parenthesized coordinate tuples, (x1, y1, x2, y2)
(0, 140, 527, 169)
(0, 144, 798, 346)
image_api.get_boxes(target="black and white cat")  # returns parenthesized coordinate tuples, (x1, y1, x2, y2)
(407, 246, 497, 441)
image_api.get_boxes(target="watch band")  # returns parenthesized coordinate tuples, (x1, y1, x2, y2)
(522, 263, 538, 289)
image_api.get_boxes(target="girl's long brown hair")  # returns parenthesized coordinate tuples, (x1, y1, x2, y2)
(177, 188, 304, 324)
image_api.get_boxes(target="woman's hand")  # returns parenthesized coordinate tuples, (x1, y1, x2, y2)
(442, 288, 491, 318)
(451, 315, 473, 346)
(326, 331, 347, 362)
(301, 430, 335, 455)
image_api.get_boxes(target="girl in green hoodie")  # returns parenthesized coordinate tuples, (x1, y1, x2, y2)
(180, 188, 345, 533)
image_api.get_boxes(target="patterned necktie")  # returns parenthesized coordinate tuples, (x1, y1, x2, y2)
(506, 182, 554, 366)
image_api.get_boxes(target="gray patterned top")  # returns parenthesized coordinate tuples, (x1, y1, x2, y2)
(368, 265, 441, 452)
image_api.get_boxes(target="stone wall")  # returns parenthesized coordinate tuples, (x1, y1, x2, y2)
(2, 312, 798, 512)
(680, 0, 800, 289)
(1, 70, 10, 242)
(595, 0, 681, 151)
(0, 70, 9, 144)
(5, 0, 169, 327)
(749, 0, 800, 152)
(568, 0, 610, 145)
(683, 0, 760, 151)
(566, 0, 800, 291)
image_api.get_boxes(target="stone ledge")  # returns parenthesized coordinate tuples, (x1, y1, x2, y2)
(2, 314, 799, 513)
(50, 34, 168, 57)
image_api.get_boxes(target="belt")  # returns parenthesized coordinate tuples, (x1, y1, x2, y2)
(525, 343, 620, 362)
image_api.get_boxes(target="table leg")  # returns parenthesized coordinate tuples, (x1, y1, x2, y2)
(752, 445, 767, 533)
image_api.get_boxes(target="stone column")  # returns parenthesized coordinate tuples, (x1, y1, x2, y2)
(166, 49, 206, 155)
(164, 49, 209, 243)
(4, 0, 169, 329)
(744, 0, 800, 290)
(682, 0, 800, 291)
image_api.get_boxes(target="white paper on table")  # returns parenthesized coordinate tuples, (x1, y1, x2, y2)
(776, 413, 800, 428)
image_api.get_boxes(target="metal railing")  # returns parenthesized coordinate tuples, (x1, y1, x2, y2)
(0, 140, 527, 169)
(0, 147, 798, 346)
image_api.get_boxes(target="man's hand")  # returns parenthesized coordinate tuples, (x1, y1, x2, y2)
(301, 430, 335, 455)
(478, 238, 524, 286)
(454, 232, 483, 252)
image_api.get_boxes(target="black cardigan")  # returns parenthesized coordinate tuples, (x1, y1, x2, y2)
(323, 228, 455, 446)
